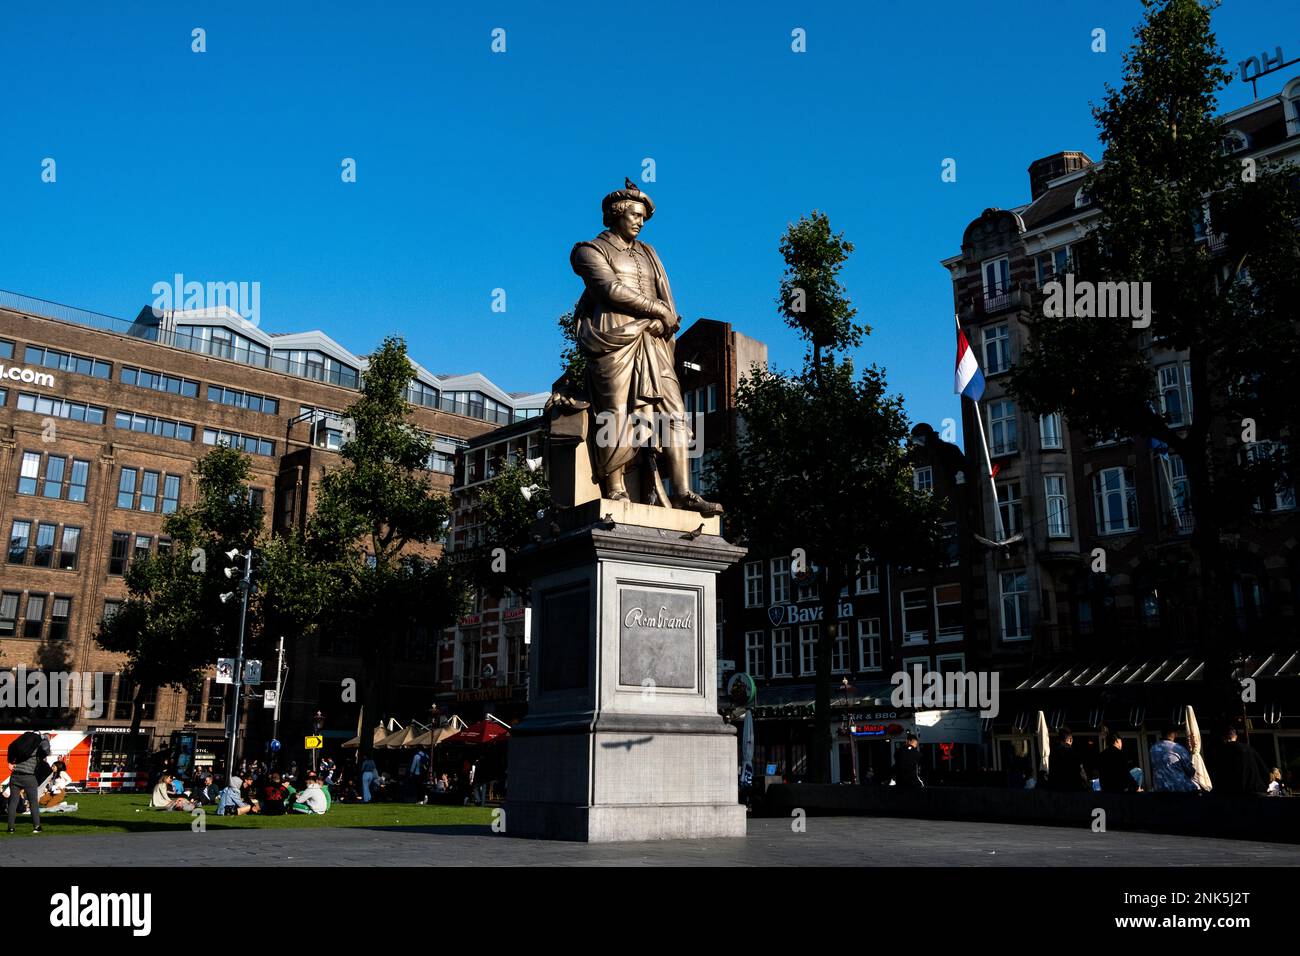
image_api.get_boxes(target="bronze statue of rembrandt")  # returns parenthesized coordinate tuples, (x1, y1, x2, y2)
(559, 179, 722, 518)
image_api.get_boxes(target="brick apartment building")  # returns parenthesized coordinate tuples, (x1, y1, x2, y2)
(0, 289, 546, 774)
(940, 74, 1300, 779)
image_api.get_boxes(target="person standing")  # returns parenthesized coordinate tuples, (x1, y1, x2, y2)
(891, 734, 924, 789)
(1047, 728, 1091, 792)
(1149, 727, 1199, 792)
(361, 756, 378, 803)
(6, 731, 51, 833)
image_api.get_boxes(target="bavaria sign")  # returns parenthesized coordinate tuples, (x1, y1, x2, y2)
(767, 601, 854, 627)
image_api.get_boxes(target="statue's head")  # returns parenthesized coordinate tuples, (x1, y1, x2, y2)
(602, 179, 655, 241)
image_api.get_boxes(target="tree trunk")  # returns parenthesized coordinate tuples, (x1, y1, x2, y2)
(1184, 350, 1239, 725)
(128, 682, 152, 772)
(811, 562, 846, 784)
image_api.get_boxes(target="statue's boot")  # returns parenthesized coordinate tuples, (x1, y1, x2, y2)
(671, 490, 723, 518)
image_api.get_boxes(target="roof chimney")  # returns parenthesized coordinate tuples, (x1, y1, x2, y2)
(1027, 151, 1093, 200)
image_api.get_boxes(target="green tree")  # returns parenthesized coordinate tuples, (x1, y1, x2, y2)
(1007, 0, 1300, 716)
(96, 446, 264, 737)
(711, 212, 944, 783)
(461, 457, 549, 599)
(307, 337, 469, 752)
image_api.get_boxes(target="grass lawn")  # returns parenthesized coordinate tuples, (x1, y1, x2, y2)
(1, 793, 494, 838)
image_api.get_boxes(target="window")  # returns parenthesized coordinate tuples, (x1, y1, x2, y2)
(1245, 441, 1295, 513)
(745, 630, 765, 678)
(23, 594, 46, 639)
(857, 619, 881, 671)
(138, 470, 160, 512)
(68, 459, 89, 502)
(122, 366, 199, 398)
(1045, 474, 1070, 537)
(1158, 365, 1187, 426)
(983, 324, 1011, 374)
(706, 383, 718, 413)
(982, 257, 1010, 298)
(832, 622, 850, 674)
(134, 534, 153, 563)
(795, 567, 819, 603)
(934, 584, 962, 640)
(23, 345, 111, 379)
(18, 451, 40, 495)
(42, 456, 66, 498)
(117, 468, 138, 509)
(988, 400, 1018, 455)
(1093, 466, 1139, 534)
(203, 428, 274, 457)
(109, 532, 130, 575)
(901, 589, 929, 644)
(1221, 129, 1249, 155)
(771, 628, 792, 678)
(936, 653, 966, 675)
(997, 481, 1023, 536)
(744, 561, 763, 608)
(941, 521, 959, 566)
(33, 522, 56, 567)
(913, 466, 933, 492)
(206, 384, 279, 415)
(103, 600, 121, 624)
(770, 557, 791, 605)
(157, 536, 173, 557)
(1000, 570, 1030, 640)
(114, 411, 195, 442)
(9, 520, 31, 564)
(1035, 245, 1072, 287)
(0, 338, 10, 359)
(1074, 187, 1091, 208)
(48, 598, 70, 641)
(17, 392, 107, 423)
(0, 593, 18, 636)
(162, 474, 181, 514)
(58, 526, 81, 570)
(798, 624, 817, 676)
(1039, 413, 1063, 450)
(855, 554, 879, 594)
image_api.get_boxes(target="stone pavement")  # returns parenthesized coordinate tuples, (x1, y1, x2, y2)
(5, 816, 1298, 866)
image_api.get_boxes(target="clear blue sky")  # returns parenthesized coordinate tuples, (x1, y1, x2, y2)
(0, 1, 1289, 437)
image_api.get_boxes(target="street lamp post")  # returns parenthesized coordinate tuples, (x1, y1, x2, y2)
(222, 548, 253, 782)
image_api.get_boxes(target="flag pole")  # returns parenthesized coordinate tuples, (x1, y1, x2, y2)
(955, 313, 1007, 542)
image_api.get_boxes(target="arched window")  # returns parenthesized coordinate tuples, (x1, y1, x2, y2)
(1221, 129, 1250, 155)
(1073, 187, 1092, 209)
(1285, 78, 1300, 136)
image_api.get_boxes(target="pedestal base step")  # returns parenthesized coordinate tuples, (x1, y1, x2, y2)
(503, 800, 747, 843)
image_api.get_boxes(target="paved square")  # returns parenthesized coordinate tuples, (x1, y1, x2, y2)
(5, 817, 1297, 866)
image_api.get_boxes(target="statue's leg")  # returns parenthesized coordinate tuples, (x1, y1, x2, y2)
(603, 465, 629, 500)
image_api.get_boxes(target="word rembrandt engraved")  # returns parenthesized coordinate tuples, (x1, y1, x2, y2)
(623, 605, 695, 629)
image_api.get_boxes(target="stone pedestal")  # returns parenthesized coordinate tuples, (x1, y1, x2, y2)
(505, 498, 747, 842)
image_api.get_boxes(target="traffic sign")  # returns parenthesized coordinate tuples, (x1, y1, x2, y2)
(304, 735, 323, 750)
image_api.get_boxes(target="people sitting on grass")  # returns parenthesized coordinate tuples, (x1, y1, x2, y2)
(193, 773, 220, 805)
(291, 772, 330, 815)
(217, 776, 259, 815)
(39, 761, 74, 810)
(259, 771, 291, 816)
(151, 773, 196, 812)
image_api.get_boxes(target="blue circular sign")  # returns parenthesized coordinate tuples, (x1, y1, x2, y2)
(269, 739, 281, 753)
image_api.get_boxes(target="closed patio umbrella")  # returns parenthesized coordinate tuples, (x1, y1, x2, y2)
(1185, 705, 1213, 792)
(1035, 711, 1051, 775)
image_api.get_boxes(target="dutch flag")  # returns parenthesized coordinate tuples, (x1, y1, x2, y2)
(954, 328, 985, 402)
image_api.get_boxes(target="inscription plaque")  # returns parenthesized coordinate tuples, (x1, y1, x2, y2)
(618, 587, 697, 689)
